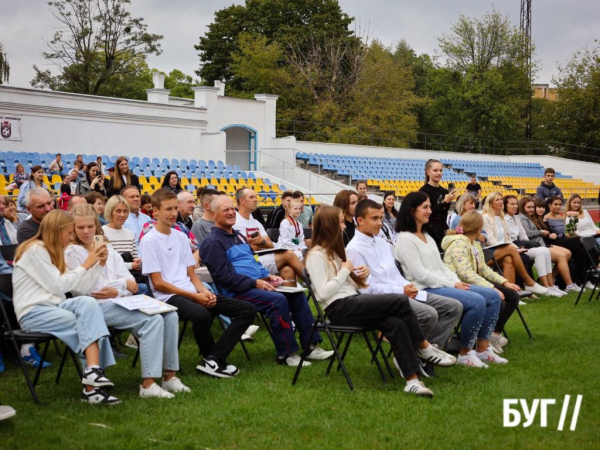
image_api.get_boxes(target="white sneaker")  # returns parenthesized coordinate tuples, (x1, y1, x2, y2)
(489, 334, 505, 354)
(476, 348, 509, 364)
(277, 354, 311, 367)
(417, 344, 456, 367)
(457, 350, 488, 369)
(565, 284, 582, 293)
(526, 283, 549, 295)
(125, 334, 138, 349)
(519, 301, 527, 306)
(241, 324, 260, 341)
(306, 345, 334, 360)
(161, 376, 191, 393)
(81, 387, 120, 405)
(139, 383, 175, 399)
(0, 405, 16, 421)
(404, 380, 434, 398)
(585, 281, 597, 290)
(547, 286, 565, 297)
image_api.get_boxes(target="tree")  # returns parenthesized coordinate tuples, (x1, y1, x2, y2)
(31, 0, 162, 95)
(195, 0, 353, 89)
(163, 69, 202, 99)
(0, 42, 9, 84)
(420, 10, 532, 145)
(552, 44, 600, 153)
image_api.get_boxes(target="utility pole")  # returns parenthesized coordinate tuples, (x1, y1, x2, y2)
(520, 0, 532, 140)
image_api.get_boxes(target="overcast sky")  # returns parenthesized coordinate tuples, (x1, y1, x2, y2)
(2, 0, 599, 89)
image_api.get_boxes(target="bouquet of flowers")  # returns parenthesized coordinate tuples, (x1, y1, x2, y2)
(565, 213, 579, 236)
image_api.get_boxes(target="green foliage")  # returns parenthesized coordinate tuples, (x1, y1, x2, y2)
(0, 42, 9, 84)
(195, 0, 353, 89)
(163, 69, 201, 99)
(552, 45, 600, 151)
(31, 0, 162, 95)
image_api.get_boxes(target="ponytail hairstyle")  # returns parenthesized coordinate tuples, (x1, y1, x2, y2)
(446, 210, 483, 237)
(15, 210, 74, 273)
(71, 204, 103, 246)
(309, 205, 367, 289)
(424, 159, 442, 183)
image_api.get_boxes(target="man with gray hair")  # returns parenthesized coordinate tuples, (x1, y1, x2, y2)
(234, 188, 304, 283)
(177, 191, 195, 231)
(17, 188, 54, 243)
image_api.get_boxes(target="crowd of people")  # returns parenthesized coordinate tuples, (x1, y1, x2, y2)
(1, 155, 599, 413)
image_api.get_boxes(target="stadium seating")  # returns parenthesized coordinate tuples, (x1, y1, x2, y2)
(0, 152, 309, 208)
(296, 152, 600, 200)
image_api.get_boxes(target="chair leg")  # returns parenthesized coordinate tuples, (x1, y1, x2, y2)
(292, 323, 318, 386)
(326, 333, 346, 376)
(239, 339, 251, 362)
(70, 349, 83, 379)
(363, 332, 387, 385)
(574, 273, 589, 306)
(32, 341, 51, 387)
(131, 336, 141, 369)
(53, 339, 62, 356)
(178, 321, 188, 349)
(515, 306, 533, 340)
(55, 345, 70, 384)
(373, 331, 394, 379)
(336, 333, 354, 371)
(9, 337, 41, 404)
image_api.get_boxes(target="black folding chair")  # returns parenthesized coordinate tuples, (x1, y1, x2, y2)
(483, 248, 533, 340)
(0, 274, 83, 404)
(266, 228, 280, 243)
(303, 228, 312, 239)
(574, 236, 600, 306)
(0, 244, 18, 263)
(292, 269, 392, 391)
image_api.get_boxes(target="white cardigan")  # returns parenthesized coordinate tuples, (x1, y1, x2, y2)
(65, 244, 135, 301)
(12, 242, 103, 321)
(394, 232, 459, 290)
(305, 246, 357, 308)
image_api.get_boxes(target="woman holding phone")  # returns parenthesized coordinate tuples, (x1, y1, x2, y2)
(76, 162, 106, 197)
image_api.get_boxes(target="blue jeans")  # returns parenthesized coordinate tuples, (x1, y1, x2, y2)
(425, 285, 501, 349)
(100, 302, 179, 378)
(19, 296, 115, 369)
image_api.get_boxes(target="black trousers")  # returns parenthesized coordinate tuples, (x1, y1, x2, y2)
(547, 237, 589, 285)
(491, 283, 520, 333)
(167, 295, 256, 364)
(325, 293, 425, 379)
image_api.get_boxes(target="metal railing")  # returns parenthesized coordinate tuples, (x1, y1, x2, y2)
(276, 119, 600, 163)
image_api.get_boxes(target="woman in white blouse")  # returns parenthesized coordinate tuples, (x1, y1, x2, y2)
(481, 192, 548, 295)
(565, 194, 600, 239)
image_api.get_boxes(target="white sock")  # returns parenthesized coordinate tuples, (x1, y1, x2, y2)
(20, 344, 33, 357)
(85, 365, 100, 373)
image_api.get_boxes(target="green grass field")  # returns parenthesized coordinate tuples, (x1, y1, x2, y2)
(1, 290, 599, 450)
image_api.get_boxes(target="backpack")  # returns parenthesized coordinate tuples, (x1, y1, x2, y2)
(58, 192, 71, 211)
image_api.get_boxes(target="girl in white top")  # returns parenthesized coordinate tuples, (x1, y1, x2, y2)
(306, 205, 454, 397)
(65, 205, 189, 399)
(481, 192, 548, 295)
(565, 194, 600, 238)
(503, 195, 566, 297)
(277, 199, 307, 260)
(12, 209, 119, 404)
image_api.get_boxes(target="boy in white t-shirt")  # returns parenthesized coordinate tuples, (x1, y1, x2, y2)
(234, 188, 304, 284)
(139, 188, 256, 378)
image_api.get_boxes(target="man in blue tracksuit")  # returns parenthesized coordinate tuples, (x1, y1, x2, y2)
(200, 196, 333, 367)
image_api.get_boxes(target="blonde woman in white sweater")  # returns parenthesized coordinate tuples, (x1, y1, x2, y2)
(481, 192, 548, 295)
(306, 205, 455, 398)
(12, 210, 119, 404)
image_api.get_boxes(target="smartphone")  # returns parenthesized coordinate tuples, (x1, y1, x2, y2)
(93, 235, 108, 249)
(448, 182, 455, 190)
(249, 231, 260, 239)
